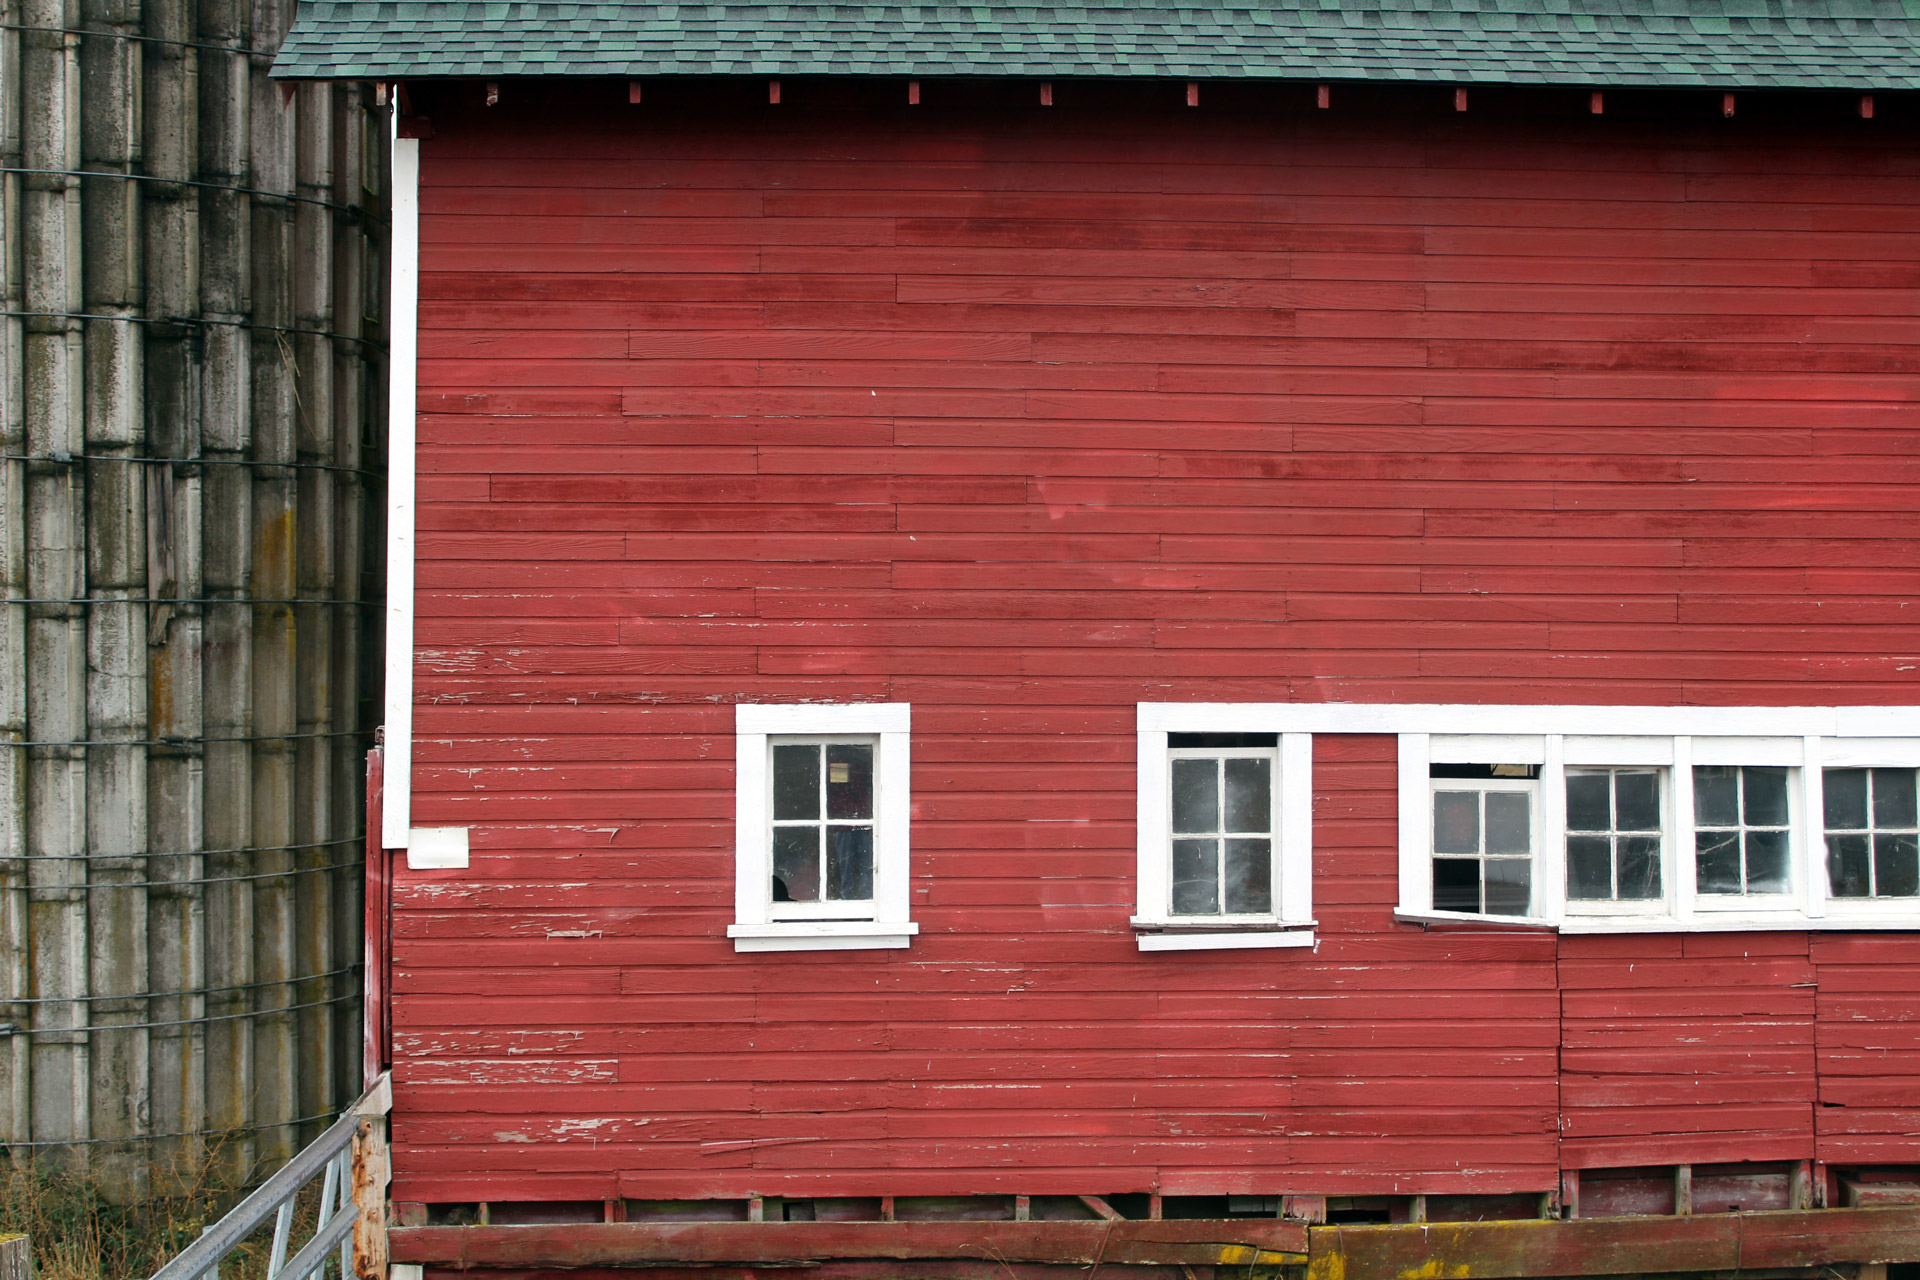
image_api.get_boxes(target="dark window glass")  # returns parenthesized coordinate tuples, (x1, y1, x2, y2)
(1224, 839, 1273, 914)
(1877, 834, 1920, 897)
(1566, 773, 1610, 832)
(1433, 858, 1481, 913)
(826, 826, 874, 900)
(1567, 835, 1612, 899)
(1696, 829, 1742, 895)
(1172, 838, 1220, 914)
(1828, 832, 1871, 898)
(1873, 768, 1918, 829)
(825, 743, 873, 820)
(1618, 835, 1662, 899)
(1433, 792, 1480, 855)
(1744, 767, 1790, 827)
(773, 825, 820, 902)
(1693, 766, 1740, 827)
(1171, 758, 1219, 834)
(1169, 732, 1277, 748)
(1826, 768, 1869, 830)
(1224, 757, 1271, 833)
(1486, 792, 1530, 855)
(1483, 860, 1531, 916)
(1616, 771, 1660, 831)
(773, 744, 820, 821)
(1745, 829, 1790, 893)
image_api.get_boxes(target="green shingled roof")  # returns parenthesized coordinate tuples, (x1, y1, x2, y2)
(272, 1, 1920, 89)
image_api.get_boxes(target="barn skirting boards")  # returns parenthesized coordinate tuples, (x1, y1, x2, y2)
(387, 1206, 1920, 1280)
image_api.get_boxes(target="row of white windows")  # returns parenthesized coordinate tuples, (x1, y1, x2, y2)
(729, 703, 1920, 952)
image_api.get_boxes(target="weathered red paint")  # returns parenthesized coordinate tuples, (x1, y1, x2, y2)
(391, 1220, 1308, 1268)
(390, 81, 1920, 1208)
(1305, 1205, 1920, 1280)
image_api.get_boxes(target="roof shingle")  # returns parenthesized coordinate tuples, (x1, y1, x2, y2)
(272, 0, 1920, 88)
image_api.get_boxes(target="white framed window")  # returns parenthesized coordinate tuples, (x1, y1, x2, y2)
(1430, 772, 1540, 918)
(1378, 706, 1920, 933)
(730, 704, 916, 952)
(1824, 762, 1920, 912)
(1564, 766, 1667, 915)
(1693, 764, 1796, 904)
(1136, 706, 1313, 951)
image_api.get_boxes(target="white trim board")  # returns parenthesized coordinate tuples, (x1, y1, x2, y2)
(381, 124, 421, 849)
(1137, 704, 1920, 738)
(732, 703, 913, 952)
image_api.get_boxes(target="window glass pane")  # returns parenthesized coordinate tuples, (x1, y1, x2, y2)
(1875, 832, 1919, 897)
(1433, 792, 1479, 854)
(1485, 791, 1531, 855)
(1172, 759, 1219, 834)
(1825, 768, 1869, 830)
(1696, 829, 1741, 894)
(1224, 838, 1272, 913)
(1618, 835, 1662, 899)
(1616, 771, 1660, 831)
(1432, 858, 1481, 913)
(825, 743, 874, 820)
(1567, 835, 1612, 899)
(773, 744, 820, 821)
(1224, 757, 1272, 833)
(1873, 768, 1919, 829)
(1828, 833, 1871, 897)
(826, 826, 874, 900)
(1483, 860, 1532, 916)
(1172, 838, 1220, 914)
(1694, 766, 1739, 827)
(1566, 773, 1611, 833)
(773, 825, 820, 902)
(1743, 766, 1790, 828)
(1744, 828, 1790, 893)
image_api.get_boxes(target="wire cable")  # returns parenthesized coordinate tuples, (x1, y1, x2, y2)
(3, 453, 383, 479)
(2, 1107, 349, 1148)
(0, 309, 386, 350)
(10, 989, 359, 1036)
(6, 963, 362, 1007)
(20, 859, 363, 891)
(0, 22, 281, 57)
(0, 166, 384, 221)
(5, 728, 374, 749)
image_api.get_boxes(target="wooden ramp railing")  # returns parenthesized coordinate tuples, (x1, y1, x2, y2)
(150, 1073, 391, 1280)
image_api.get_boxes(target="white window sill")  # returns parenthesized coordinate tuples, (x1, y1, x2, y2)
(1563, 913, 1920, 933)
(1131, 924, 1317, 952)
(727, 922, 918, 952)
(1393, 909, 1556, 930)
(1398, 909, 1920, 933)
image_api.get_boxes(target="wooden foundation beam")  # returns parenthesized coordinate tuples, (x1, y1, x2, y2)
(1304, 1205, 1920, 1280)
(390, 1221, 1308, 1270)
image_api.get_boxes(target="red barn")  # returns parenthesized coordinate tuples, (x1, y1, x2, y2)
(275, 4, 1920, 1277)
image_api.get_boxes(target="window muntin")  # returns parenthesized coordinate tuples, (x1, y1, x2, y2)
(770, 738, 876, 911)
(1826, 766, 1920, 899)
(1430, 777, 1536, 917)
(1169, 748, 1276, 916)
(732, 703, 914, 952)
(1566, 767, 1664, 907)
(1694, 764, 1793, 898)
(1133, 713, 1313, 950)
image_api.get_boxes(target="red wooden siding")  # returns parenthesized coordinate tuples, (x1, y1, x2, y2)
(397, 87, 1920, 1205)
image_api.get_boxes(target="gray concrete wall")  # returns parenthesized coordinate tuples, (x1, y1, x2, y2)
(0, 0, 385, 1198)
